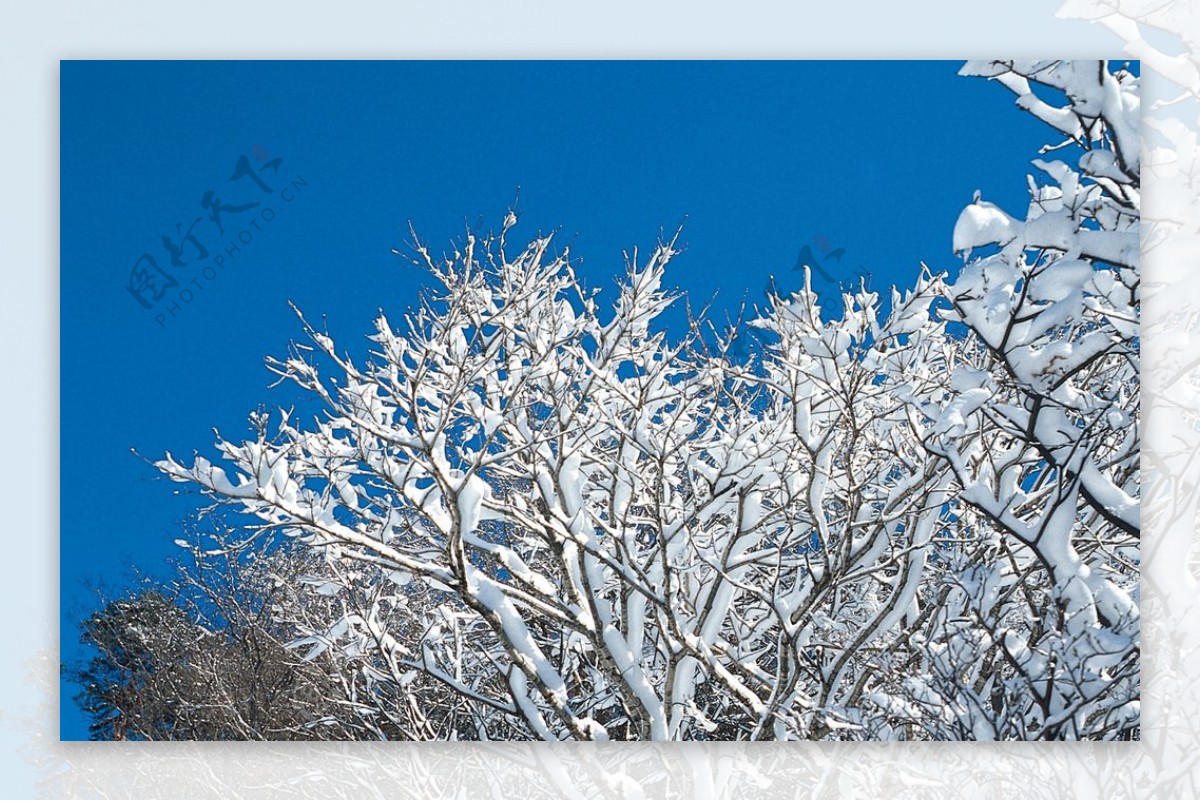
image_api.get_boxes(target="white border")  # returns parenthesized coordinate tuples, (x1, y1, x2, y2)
(3, 1, 1196, 797)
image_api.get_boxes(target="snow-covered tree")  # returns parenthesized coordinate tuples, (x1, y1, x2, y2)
(905, 60, 1140, 739)
(68, 533, 373, 740)
(154, 59, 1139, 740)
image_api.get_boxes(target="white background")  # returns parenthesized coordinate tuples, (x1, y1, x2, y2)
(2, 1, 1196, 797)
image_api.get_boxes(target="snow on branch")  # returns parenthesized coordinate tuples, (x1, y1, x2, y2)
(154, 61, 1139, 740)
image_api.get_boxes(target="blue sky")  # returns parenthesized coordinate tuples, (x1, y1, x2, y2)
(60, 60, 1059, 739)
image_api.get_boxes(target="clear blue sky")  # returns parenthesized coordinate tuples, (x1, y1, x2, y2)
(60, 60, 1059, 739)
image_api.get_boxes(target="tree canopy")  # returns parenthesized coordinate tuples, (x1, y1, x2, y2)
(71, 59, 1140, 741)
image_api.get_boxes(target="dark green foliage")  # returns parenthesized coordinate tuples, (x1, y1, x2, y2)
(66, 546, 367, 740)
